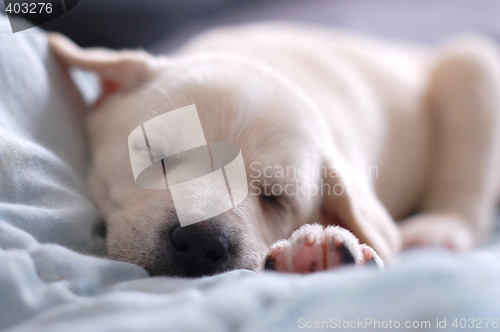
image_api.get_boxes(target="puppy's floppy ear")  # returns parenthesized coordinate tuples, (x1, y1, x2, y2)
(319, 157, 401, 261)
(48, 33, 158, 95)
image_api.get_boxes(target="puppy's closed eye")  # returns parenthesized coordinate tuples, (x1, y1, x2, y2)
(259, 193, 289, 213)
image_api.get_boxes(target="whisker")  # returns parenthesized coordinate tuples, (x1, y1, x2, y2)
(149, 83, 174, 104)
(139, 90, 159, 115)
(139, 84, 176, 117)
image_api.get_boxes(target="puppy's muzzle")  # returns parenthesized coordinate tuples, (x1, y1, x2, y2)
(168, 221, 231, 277)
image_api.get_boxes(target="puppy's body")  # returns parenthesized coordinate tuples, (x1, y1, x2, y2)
(178, 24, 433, 219)
(50, 23, 500, 276)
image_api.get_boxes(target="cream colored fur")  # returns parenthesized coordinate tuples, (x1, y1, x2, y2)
(49, 23, 500, 276)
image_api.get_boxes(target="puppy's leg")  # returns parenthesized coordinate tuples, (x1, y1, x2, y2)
(401, 37, 500, 249)
(264, 224, 383, 273)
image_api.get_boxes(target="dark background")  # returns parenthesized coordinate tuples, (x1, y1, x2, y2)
(2, 0, 500, 51)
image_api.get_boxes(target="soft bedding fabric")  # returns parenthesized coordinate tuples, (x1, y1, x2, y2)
(2, 219, 500, 331)
(0, 14, 104, 254)
(2, 11, 500, 332)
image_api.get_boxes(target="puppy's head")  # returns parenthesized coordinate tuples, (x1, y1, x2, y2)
(50, 33, 396, 277)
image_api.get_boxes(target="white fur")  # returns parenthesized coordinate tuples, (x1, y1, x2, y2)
(49, 23, 500, 275)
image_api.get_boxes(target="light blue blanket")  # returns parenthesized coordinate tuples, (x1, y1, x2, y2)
(2, 219, 500, 332)
(1, 14, 500, 332)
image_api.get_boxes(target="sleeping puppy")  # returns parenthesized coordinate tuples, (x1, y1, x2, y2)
(49, 23, 500, 277)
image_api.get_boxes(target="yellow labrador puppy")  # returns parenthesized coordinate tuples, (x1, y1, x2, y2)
(49, 23, 500, 277)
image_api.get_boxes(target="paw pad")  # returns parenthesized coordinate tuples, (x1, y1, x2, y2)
(265, 224, 383, 273)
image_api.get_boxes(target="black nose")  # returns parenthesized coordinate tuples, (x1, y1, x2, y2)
(170, 221, 230, 276)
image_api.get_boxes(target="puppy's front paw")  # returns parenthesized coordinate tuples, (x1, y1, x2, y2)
(264, 224, 383, 273)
